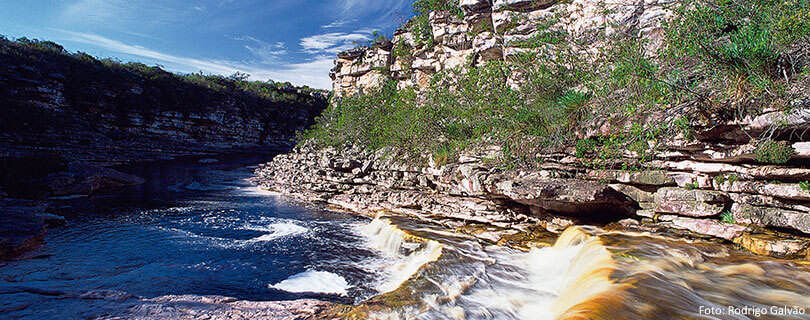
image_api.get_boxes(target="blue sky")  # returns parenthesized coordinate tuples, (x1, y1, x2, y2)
(0, 0, 414, 89)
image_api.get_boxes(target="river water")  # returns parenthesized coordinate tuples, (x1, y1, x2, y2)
(2, 156, 810, 319)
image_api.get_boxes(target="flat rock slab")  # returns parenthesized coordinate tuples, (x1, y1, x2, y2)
(654, 187, 728, 217)
(0, 199, 47, 259)
(103, 295, 331, 320)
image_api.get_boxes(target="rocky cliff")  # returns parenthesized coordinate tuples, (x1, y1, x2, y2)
(1, 38, 328, 166)
(331, 0, 670, 96)
(0, 37, 327, 258)
(258, 0, 810, 260)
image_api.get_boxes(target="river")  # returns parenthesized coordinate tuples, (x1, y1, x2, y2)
(2, 156, 810, 319)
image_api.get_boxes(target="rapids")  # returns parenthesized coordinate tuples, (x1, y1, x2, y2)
(2, 157, 809, 319)
(361, 216, 810, 320)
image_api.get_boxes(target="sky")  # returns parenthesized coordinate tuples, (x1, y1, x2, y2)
(0, 0, 415, 89)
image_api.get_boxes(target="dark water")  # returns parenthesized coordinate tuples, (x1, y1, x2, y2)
(0, 156, 380, 319)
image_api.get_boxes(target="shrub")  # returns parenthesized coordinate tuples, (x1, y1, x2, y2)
(754, 140, 796, 164)
(800, 181, 810, 192)
(720, 210, 736, 224)
(575, 138, 599, 158)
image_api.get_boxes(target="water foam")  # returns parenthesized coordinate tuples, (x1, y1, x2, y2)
(245, 223, 308, 242)
(269, 270, 350, 295)
(386, 226, 616, 319)
(361, 217, 443, 294)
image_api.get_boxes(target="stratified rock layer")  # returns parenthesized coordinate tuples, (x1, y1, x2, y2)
(255, 140, 810, 260)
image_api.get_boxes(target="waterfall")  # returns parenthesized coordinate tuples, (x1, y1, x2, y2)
(362, 217, 443, 294)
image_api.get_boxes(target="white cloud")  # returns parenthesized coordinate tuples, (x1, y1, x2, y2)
(231, 36, 287, 63)
(336, 0, 410, 25)
(61, 0, 182, 26)
(321, 19, 353, 29)
(300, 32, 370, 54)
(57, 30, 333, 89)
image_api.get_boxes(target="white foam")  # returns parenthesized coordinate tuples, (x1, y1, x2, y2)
(269, 270, 350, 295)
(246, 223, 308, 241)
(360, 218, 443, 294)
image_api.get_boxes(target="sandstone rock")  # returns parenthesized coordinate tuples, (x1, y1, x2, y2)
(588, 170, 675, 186)
(654, 188, 729, 217)
(731, 203, 810, 234)
(733, 233, 810, 260)
(486, 173, 635, 217)
(670, 217, 747, 241)
(609, 184, 655, 209)
(721, 181, 810, 201)
(103, 295, 329, 320)
(80, 289, 136, 302)
(0, 199, 47, 259)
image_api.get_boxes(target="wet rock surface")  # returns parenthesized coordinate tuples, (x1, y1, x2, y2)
(99, 295, 329, 320)
(0, 199, 48, 259)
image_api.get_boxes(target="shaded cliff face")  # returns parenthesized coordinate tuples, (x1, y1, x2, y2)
(331, 0, 669, 96)
(0, 38, 328, 165)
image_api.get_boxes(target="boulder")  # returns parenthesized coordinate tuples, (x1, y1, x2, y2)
(0, 199, 47, 259)
(733, 233, 810, 260)
(732, 203, 810, 234)
(670, 217, 747, 241)
(654, 188, 729, 217)
(36, 162, 145, 196)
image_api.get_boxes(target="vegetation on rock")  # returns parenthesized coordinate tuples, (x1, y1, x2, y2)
(305, 0, 809, 168)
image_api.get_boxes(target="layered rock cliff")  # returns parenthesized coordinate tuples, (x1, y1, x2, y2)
(0, 37, 327, 258)
(1, 38, 328, 166)
(331, 0, 670, 96)
(258, 0, 810, 260)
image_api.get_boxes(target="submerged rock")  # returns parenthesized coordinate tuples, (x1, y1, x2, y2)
(0, 199, 47, 259)
(103, 295, 330, 320)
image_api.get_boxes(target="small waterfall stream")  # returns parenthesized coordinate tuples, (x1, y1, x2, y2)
(358, 216, 810, 320)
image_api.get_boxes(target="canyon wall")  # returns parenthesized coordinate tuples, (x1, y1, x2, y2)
(331, 0, 670, 96)
(0, 39, 328, 165)
(257, 0, 810, 260)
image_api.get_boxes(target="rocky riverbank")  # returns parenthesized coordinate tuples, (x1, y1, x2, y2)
(254, 0, 810, 261)
(255, 120, 810, 260)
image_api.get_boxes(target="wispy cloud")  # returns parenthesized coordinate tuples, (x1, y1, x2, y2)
(231, 35, 287, 63)
(57, 30, 333, 89)
(336, 0, 410, 26)
(300, 31, 370, 54)
(60, 0, 183, 26)
(321, 19, 354, 29)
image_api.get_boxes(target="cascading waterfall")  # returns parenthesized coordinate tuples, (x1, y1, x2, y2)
(362, 217, 444, 294)
(361, 219, 810, 320)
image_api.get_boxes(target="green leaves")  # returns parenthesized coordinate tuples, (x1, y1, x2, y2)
(754, 140, 796, 164)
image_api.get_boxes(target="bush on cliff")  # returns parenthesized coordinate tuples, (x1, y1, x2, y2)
(304, 0, 809, 168)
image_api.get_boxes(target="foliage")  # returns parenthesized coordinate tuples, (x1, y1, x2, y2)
(754, 140, 796, 164)
(714, 174, 740, 185)
(720, 210, 736, 224)
(684, 181, 699, 190)
(799, 180, 810, 192)
(664, 0, 810, 115)
(306, 0, 810, 167)
(410, 0, 463, 47)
